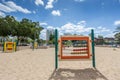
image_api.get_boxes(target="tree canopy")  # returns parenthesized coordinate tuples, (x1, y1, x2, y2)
(0, 15, 43, 43)
(114, 25, 120, 44)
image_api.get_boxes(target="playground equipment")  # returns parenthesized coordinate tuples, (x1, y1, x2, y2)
(32, 42, 38, 50)
(59, 36, 91, 59)
(34, 42, 38, 49)
(3, 42, 16, 52)
(55, 29, 96, 69)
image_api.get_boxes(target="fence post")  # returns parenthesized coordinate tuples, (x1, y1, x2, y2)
(55, 29, 58, 69)
(91, 29, 96, 68)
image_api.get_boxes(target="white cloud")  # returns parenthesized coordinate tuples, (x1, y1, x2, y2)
(94, 26, 110, 34)
(35, 0, 44, 6)
(40, 26, 55, 40)
(0, 2, 31, 14)
(40, 21, 92, 40)
(77, 20, 86, 26)
(47, 26, 55, 29)
(61, 23, 75, 29)
(104, 33, 115, 37)
(40, 29, 46, 40)
(40, 22, 48, 26)
(0, 3, 15, 12)
(51, 10, 61, 16)
(74, 0, 85, 2)
(61, 22, 93, 35)
(45, 0, 54, 9)
(114, 20, 120, 26)
(40, 21, 112, 39)
(5, 1, 31, 14)
(64, 24, 107, 34)
(0, 11, 5, 17)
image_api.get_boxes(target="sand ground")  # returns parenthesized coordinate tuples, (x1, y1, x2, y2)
(0, 47, 120, 80)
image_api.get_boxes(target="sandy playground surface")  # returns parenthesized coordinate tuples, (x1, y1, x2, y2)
(0, 47, 120, 80)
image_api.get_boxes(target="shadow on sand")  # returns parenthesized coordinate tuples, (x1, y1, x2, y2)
(48, 68, 108, 80)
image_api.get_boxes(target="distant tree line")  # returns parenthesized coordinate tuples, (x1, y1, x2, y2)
(114, 26, 120, 44)
(48, 34, 55, 44)
(0, 15, 43, 45)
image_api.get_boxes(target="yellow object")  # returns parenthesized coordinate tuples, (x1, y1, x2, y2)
(4, 42, 16, 52)
(34, 42, 38, 49)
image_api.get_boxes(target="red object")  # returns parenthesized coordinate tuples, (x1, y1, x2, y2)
(7, 48, 12, 50)
(59, 36, 91, 59)
(73, 48, 88, 51)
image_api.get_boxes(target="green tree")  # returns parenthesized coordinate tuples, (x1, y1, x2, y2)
(29, 22, 43, 40)
(0, 16, 15, 42)
(0, 16, 11, 37)
(114, 24, 120, 44)
(17, 19, 43, 44)
(48, 34, 55, 44)
(0, 15, 43, 45)
(96, 35, 104, 45)
(65, 40, 72, 47)
(114, 33, 120, 44)
(20, 18, 32, 37)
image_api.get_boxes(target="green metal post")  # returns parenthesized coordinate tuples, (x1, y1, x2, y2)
(55, 29, 58, 69)
(91, 29, 96, 68)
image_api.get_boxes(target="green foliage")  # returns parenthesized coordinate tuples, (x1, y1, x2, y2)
(48, 34, 55, 44)
(0, 15, 44, 43)
(95, 35, 104, 45)
(114, 25, 120, 44)
(114, 32, 120, 44)
(65, 40, 72, 46)
(0, 15, 14, 37)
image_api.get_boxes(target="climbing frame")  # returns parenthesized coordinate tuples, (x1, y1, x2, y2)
(4, 42, 16, 52)
(59, 36, 91, 59)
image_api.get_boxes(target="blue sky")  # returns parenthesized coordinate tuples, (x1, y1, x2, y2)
(0, 0, 120, 39)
